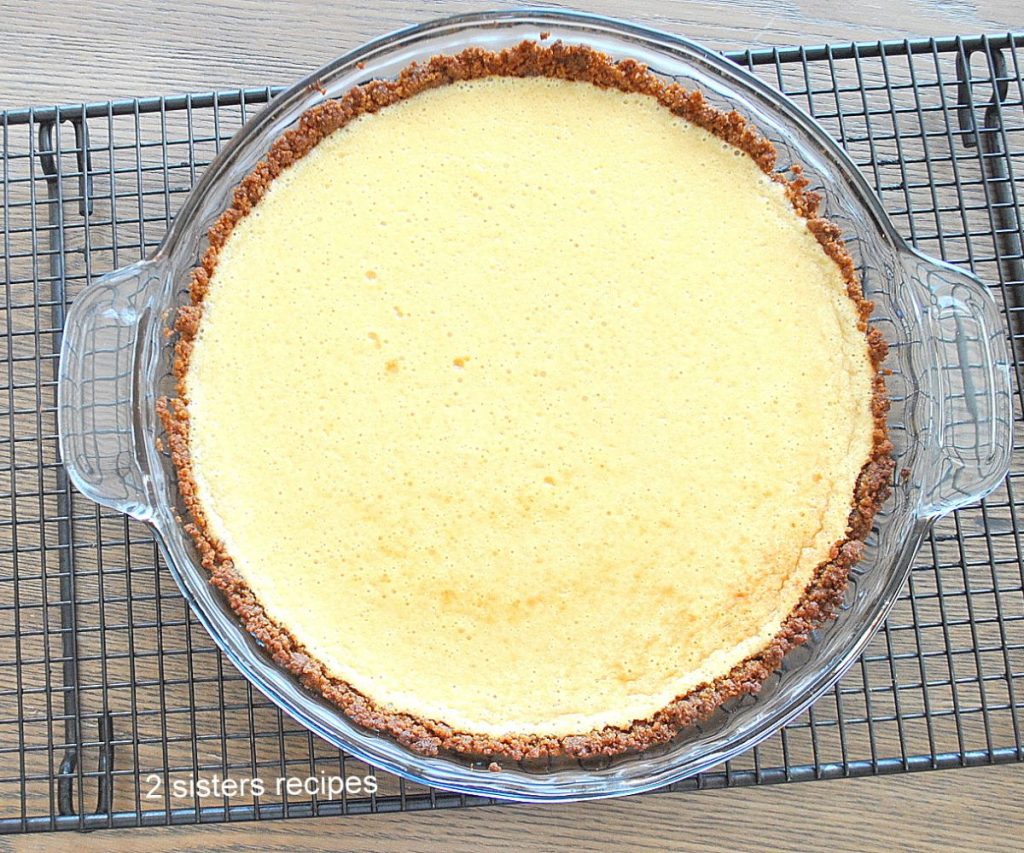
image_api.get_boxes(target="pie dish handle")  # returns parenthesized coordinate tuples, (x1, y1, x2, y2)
(903, 251, 1014, 518)
(57, 259, 164, 522)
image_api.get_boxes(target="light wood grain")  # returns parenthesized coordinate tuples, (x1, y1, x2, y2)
(2, 764, 1022, 853)
(1, 0, 1022, 850)
(0, 0, 1022, 107)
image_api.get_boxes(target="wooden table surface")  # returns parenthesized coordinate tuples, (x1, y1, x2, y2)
(1, 1, 1022, 850)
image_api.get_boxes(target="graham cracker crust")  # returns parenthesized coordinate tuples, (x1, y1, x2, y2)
(156, 39, 894, 763)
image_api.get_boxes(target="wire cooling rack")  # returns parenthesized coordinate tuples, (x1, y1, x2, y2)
(1, 32, 1022, 834)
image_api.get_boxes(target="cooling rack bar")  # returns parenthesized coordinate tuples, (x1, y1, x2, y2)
(734, 32, 1020, 65)
(0, 32, 1019, 126)
(2, 744, 1021, 833)
(1, 31, 1022, 833)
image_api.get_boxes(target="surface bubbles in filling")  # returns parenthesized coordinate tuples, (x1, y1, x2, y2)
(186, 76, 875, 737)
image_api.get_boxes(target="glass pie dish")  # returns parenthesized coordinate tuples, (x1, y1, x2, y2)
(56, 9, 1014, 801)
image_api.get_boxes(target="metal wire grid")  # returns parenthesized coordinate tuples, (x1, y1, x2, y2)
(0, 33, 1022, 833)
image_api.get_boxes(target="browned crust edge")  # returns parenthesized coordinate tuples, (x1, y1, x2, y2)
(156, 40, 894, 763)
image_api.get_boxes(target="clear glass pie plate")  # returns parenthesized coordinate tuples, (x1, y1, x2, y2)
(56, 10, 1014, 801)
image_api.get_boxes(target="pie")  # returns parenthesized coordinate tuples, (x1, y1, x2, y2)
(158, 40, 893, 761)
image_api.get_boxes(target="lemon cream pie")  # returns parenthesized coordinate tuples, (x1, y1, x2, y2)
(159, 42, 892, 760)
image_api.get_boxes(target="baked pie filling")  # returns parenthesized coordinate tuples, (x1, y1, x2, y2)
(159, 41, 892, 760)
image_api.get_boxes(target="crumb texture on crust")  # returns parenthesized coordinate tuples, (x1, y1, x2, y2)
(157, 40, 894, 760)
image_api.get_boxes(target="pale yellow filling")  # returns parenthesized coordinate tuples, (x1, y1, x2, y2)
(185, 76, 875, 737)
